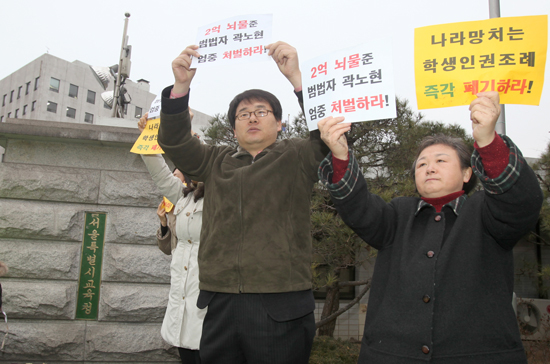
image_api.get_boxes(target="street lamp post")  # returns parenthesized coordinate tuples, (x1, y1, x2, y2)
(112, 13, 131, 118)
(488, 0, 506, 135)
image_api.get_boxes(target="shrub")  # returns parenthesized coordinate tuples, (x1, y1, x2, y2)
(309, 336, 361, 364)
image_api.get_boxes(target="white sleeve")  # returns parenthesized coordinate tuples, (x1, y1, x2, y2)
(141, 154, 184, 203)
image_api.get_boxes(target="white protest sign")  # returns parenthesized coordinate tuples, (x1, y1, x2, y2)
(193, 14, 273, 68)
(147, 92, 162, 119)
(302, 40, 397, 130)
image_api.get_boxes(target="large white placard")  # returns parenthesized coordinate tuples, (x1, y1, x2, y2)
(193, 14, 273, 68)
(302, 40, 397, 130)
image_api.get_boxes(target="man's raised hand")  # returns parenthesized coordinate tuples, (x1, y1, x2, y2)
(266, 41, 302, 90)
(172, 45, 200, 94)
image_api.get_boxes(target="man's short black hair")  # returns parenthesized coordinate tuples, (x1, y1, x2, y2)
(227, 89, 282, 129)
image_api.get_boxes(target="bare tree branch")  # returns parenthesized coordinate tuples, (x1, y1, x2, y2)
(337, 279, 371, 287)
(316, 279, 371, 329)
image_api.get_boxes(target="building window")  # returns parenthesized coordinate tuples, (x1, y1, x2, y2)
(135, 106, 142, 118)
(69, 84, 78, 98)
(104, 101, 111, 110)
(34, 77, 39, 91)
(14, 109, 19, 118)
(87, 90, 96, 104)
(0, 116, 3, 123)
(50, 77, 60, 92)
(84, 112, 94, 124)
(2, 94, 5, 107)
(23, 105, 27, 115)
(47, 101, 57, 113)
(7, 112, 11, 118)
(10, 90, 14, 103)
(17, 86, 22, 99)
(26, 82, 31, 95)
(66, 107, 76, 119)
(32, 100, 36, 111)
(313, 265, 356, 300)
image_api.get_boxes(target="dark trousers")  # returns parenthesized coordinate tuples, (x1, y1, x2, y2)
(199, 292, 316, 364)
(178, 348, 201, 364)
(178, 347, 201, 364)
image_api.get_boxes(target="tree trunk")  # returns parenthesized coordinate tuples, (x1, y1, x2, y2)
(316, 279, 371, 329)
(318, 285, 340, 337)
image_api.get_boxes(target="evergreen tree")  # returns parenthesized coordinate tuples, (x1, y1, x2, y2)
(202, 113, 239, 149)
(524, 146, 550, 298)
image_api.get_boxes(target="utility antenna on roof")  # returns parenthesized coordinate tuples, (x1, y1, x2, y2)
(111, 13, 132, 118)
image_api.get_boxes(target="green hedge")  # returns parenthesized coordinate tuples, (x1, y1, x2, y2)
(309, 336, 361, 364)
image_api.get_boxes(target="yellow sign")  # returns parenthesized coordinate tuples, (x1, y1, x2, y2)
(130, 118, 165, 154)
(163, 197, 174, 213)
(415, 15, 547, 109)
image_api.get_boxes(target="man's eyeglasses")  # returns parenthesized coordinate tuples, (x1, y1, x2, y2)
(236, 110, 273, 121)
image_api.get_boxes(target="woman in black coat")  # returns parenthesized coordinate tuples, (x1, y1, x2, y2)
(317, 91, 542, 364)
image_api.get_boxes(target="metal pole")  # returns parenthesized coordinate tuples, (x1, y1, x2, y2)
(488, 0, 506, 135)
(488, 0, 500, 18)
(112, 13, 131, 118)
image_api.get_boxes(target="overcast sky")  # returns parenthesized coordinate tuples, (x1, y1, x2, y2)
(2, 0, 548, 157)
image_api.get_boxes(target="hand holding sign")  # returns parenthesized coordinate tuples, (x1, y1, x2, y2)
(137, 112, 149, 132)
(470, 91, 500, 147)
(172, 45, 200, 94)
(157, 200, 168, 227)
(318, 116, 350, 161)
(267, 41, 302, 90)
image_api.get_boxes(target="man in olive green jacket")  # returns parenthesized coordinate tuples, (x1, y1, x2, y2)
(158, 41, 341, 364)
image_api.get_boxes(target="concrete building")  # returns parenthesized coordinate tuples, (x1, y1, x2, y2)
(0, 53, 212, 136)
(0, 53, 156, 127)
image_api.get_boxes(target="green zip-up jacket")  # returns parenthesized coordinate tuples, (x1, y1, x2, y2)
(158, 87, 329, 293)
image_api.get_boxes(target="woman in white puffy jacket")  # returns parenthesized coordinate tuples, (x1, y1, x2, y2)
(139, 112, 205, 364)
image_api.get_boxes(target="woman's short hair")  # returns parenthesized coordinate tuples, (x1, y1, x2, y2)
(183, 174, 204, 202)
(411, 134, 478, 194)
